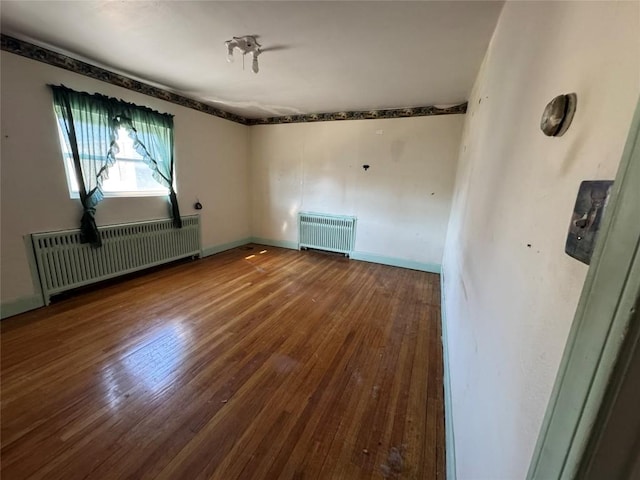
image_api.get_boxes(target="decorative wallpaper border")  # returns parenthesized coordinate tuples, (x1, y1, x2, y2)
(1, 34, 248, 125)
(246, 103, 467, 125)
(1, 34, 467, 125)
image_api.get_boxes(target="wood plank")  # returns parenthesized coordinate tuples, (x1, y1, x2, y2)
(1, 245, 444, 479)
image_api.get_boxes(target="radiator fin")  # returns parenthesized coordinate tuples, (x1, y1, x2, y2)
(32, 216, 201, 304)
(298, 213, 356, 255)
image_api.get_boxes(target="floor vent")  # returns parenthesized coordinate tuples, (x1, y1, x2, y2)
(298, 212, 356, 256)
(32, 215, 201, 304)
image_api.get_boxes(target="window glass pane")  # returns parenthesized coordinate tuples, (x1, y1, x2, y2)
(57, 124, 168, 197)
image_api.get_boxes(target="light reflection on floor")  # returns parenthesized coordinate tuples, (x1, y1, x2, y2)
(101, 322, 192, 410)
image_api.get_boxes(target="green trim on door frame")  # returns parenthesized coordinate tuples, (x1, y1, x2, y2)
(527, 98, 640, 479)
(440, 271, 458, 480)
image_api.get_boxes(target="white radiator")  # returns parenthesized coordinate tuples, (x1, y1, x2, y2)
(298, 212, 356, 256)
(32, 216, 201, 304)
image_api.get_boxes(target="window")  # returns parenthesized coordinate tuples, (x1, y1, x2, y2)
(51, 84, 181, 246)
(57, 125, 169, 198)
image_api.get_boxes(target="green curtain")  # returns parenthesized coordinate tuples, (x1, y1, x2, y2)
(50, 85, 182, 246)
(114, 106, 182, 228)
(51, 85, 119, 246)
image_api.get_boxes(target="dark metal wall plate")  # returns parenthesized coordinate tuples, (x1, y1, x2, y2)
(565, 180, 614, 265)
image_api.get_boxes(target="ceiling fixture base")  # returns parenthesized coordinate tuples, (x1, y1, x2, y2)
(225, 35, 261, 73)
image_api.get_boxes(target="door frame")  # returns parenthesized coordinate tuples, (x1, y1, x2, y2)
(527, 98, 640, 479)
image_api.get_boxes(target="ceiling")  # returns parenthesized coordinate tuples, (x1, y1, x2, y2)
(1, 1, 503, 119)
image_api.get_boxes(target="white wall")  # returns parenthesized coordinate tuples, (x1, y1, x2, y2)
(1, 52, 250, 306)
(250, 116, 463, 268)
(442, 1, 639, 478)
(0, 51, 464, 312)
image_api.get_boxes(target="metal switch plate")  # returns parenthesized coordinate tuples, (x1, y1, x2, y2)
(565, 180, 614, 265)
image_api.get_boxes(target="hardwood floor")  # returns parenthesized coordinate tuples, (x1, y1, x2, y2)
(1, 245, 444, 479)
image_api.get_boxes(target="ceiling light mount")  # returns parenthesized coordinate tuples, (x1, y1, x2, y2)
(225, 35, 261, 74)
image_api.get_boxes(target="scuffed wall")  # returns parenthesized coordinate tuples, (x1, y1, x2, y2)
(442, 1, 639, 478)
(250, 116, 463, 268)
(1, 52, 250, 306)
